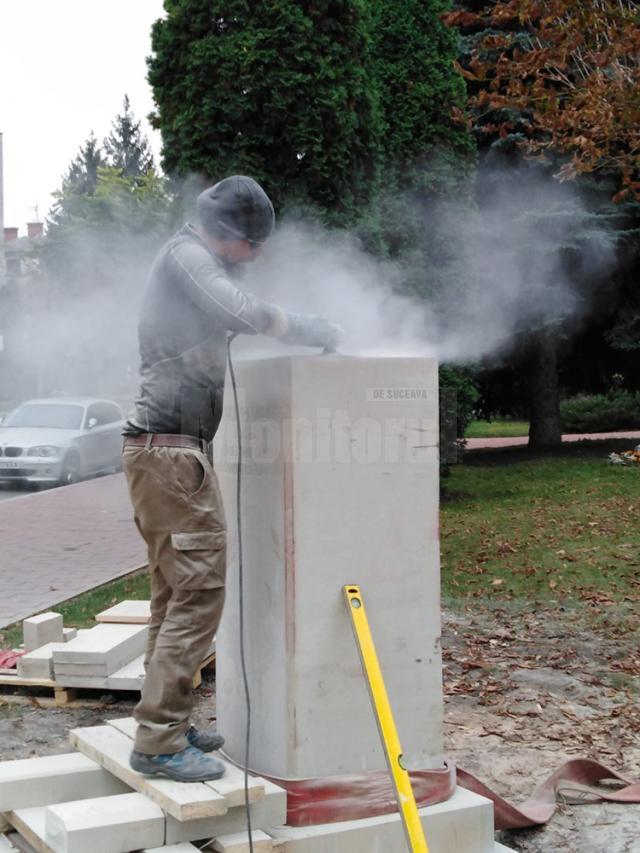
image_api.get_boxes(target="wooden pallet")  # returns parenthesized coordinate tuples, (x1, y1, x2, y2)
(0, 653, 216, 707)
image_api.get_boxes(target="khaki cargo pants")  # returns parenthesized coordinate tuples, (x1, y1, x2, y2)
(122, 441, 226, 755)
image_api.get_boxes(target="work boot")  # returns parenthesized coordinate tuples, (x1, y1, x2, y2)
(186, 725, 225, 753)
(130, 745, 225, 782)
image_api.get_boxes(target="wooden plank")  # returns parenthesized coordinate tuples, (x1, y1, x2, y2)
(70, 726, 228, 822)
(6, 808, 53, 853)
(95, 601, 151, 625)
(105, 718, 264, 808)
(0, 675, 56, 689)
(54, 689, 78, 707)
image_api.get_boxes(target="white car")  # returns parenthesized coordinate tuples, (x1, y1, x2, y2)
(0, 398, 124, 487)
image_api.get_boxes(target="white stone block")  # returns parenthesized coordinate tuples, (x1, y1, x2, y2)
(45, 792, 164, 853)
(143, 846, 201, 853)
(53, 674, 109, 689)
(106, 656, 145, 690)
(17, 643, 66, 680)
(52, 625, 148, 675)
(212, 830, 273, 852)
(0, 752, 129, 811)
(62, 628, 77, 642)
(0, 834, 14, 851)
(215, 356, 442, 778)
(269, 787, 494, 853)
(165, 780, 286, 845)
(96, 601, 151, 624)
(23, 613, 64, 652)
(53, 663, 110, 677)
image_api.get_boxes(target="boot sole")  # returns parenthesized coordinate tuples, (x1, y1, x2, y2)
(132, 763, 226, 782)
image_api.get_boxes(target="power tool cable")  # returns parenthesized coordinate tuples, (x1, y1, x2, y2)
(226, 331, 254, 853)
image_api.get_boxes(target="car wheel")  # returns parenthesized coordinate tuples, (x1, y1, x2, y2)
(58, 453, 82, 487)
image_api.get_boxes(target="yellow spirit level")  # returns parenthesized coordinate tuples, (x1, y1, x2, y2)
(343, 584, 430, 853)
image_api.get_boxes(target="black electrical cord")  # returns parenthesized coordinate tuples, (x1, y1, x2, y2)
(226, 332, 254, 853)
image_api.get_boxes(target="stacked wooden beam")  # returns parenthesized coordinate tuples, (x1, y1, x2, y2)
(0, 718, 286, 853)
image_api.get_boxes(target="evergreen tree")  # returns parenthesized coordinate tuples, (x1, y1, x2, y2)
(147, 0, 382, 225)
(371, 0, 475, 192)
(63, 133, 106, 196)
(104, 95, 155, 178)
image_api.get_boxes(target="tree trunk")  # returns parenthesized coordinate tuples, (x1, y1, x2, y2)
(528, 329, 562, 448)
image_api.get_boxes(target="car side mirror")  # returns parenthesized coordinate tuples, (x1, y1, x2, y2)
(87, 417, 98, 430)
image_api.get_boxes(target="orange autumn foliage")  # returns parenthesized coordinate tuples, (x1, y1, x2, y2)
(443, 0, 640, 199)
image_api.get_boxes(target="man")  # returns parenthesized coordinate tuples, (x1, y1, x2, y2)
(122, 175, 342, 782)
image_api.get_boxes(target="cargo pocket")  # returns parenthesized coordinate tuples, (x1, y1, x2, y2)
(170, 530, 227, 589)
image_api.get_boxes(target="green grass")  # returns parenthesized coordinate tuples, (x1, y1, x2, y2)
(0, 569, 150, 650)
(465, 419, 529, 438)
(442, 456, 640, 604)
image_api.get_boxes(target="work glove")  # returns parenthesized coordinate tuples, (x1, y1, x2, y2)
(279, 312, 345, 350)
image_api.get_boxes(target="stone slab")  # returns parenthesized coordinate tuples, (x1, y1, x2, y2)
(0, 816, 9, 834)
(23, 614, 63, 653)
(95, 601, 151, 624)
(165, 780, 287, 845)
(106, 656, 145, 689)
(7, 808, 52, 853)
(212, 831, 273, 852)
(0, 753, 129, 811)
(52, 625, 148, 675)
(106, 718, 265, 808)
(62, 629, 77, 643)
(17, 645, 66, 680)
(45, 792, 164, 853)
(0, 834, 16, 851)
(52, 675, 109, 689)
(215, 356, 442, 778)
(269, 787, 494, 853)
(51, 664, 110, 677)
(70, 725, 228, 822)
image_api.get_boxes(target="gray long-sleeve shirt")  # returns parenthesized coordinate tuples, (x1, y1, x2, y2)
(124, 224, 280, 442)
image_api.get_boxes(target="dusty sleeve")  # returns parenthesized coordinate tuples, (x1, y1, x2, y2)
(169, 239, 280, 335)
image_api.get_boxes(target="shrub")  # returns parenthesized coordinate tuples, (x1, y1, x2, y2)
(560, 391, 640, 433)
(440, 366, 480, 471)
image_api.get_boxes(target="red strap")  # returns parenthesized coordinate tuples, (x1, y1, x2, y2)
(259, 763, 456, 826)
(240, 758, 640, 828)
(0, 649, 25, 669)
(457, 759, 640, 830)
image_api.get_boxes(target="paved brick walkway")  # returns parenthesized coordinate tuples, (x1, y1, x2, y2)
(466, 430, 640, 451)
(0, 474, 146, 629)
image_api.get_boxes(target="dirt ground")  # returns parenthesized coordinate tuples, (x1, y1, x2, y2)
(0, 606, 638, 852)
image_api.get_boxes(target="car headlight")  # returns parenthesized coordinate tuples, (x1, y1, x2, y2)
(27, 446, 61, 457)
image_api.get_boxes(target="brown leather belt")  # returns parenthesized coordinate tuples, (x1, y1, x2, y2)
(123, 433, 207, 452)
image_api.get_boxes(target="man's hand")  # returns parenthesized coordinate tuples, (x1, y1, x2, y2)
(279, 313, 345, 349)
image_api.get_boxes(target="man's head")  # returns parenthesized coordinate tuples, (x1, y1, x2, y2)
(197, 175, 275, 263)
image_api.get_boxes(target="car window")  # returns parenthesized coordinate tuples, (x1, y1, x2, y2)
(102, 403, 123, 424)
(3, 403, 84, 430)
(85, 402, 122, 427)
